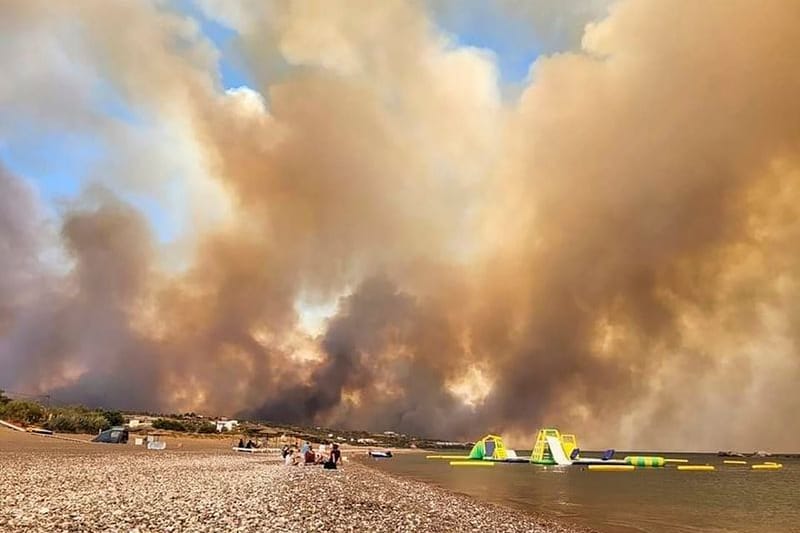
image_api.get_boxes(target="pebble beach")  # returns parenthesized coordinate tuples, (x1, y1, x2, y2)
(0, 429, 587, 533)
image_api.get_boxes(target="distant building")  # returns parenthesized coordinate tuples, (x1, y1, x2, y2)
(357, 438, 378, 444)
(383, 431, 397, 436)
(215, 420, 239, 432)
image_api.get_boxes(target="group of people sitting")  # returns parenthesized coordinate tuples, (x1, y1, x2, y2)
(281, 441, 342, 469)
(237, 438, 259, 449)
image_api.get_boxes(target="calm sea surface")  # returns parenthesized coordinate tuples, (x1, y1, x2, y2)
(365, 452, 799, 532)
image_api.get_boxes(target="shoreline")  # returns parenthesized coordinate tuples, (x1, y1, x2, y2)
(350, 456, 592, 533)
(0, 428, 589, 532)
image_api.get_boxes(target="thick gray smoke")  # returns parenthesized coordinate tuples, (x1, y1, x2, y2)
(2, 0, 800, 450)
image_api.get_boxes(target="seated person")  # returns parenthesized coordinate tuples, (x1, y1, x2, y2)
(304, 448, 316, 465)
(284, 448, 295, 466)
(292, 449, 303, 466)
(323, 443, 342, 469)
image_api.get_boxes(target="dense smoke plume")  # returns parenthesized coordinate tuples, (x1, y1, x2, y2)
(2, 0, 800, 450)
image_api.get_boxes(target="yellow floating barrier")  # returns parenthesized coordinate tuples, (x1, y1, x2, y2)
(723, 460, 748, 465)
(426, 455, 470, 459)
(752, 463, 783, 470)
(449, 461, 495, 467)
(588, 465, 635, 472)
(677, 465, 715, 471)
(664, 459, 689, 463)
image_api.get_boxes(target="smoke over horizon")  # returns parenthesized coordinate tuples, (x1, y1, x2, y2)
(2, 0, 800, 450)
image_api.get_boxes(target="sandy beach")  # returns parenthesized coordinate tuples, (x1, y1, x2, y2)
(0, 429, 587, 532)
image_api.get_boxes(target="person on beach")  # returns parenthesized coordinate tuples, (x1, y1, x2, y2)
(301, 441, 310, 455)
(323, 443, 342, 469)
(304, 447, 316, 465)
(284, 447, 295, 466)
(237, 438, 245, 449)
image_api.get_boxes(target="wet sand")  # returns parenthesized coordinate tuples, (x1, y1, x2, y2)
(0, 428, 588, 532)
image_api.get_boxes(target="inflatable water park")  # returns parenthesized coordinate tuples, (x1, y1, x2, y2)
(426, 428, 784, 472)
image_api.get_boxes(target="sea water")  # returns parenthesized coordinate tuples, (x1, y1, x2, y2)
(366, 452, 800, 532)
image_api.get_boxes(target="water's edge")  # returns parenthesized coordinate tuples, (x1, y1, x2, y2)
(354, 453, 595, 532)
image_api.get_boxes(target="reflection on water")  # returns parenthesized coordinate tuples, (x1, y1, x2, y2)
(365, 452, 800, 533)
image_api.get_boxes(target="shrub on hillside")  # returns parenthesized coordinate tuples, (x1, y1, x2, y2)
(0, 400, 45, 425)
(102, 410, 125, 427)
(152, 418, 188, 432)
(77, 413, 112, 433)
(196, 422, 217, 434)
(45, 413, 78, 432)
(44, 408, 112, 434)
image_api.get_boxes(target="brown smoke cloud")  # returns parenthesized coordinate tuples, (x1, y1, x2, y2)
(2, 0, 800, 450)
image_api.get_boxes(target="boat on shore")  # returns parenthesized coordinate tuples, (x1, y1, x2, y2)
(368, 450, 393, 458)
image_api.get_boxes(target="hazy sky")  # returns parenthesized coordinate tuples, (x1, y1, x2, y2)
(2, 0, 800, 452)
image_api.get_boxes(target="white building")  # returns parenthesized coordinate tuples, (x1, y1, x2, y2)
(215, 420, 239, 432)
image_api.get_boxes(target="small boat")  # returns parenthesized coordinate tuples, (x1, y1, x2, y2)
(368, 450, 393, 458)
(232, 447, 270, 453)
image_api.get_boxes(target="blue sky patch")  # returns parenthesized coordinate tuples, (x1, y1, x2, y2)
(173, 0, 253, 90)
(432, 5, 544, 83)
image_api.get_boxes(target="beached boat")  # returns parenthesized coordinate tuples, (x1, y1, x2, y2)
(232, 446, 271, 453)
(368, 450, 393, 458)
